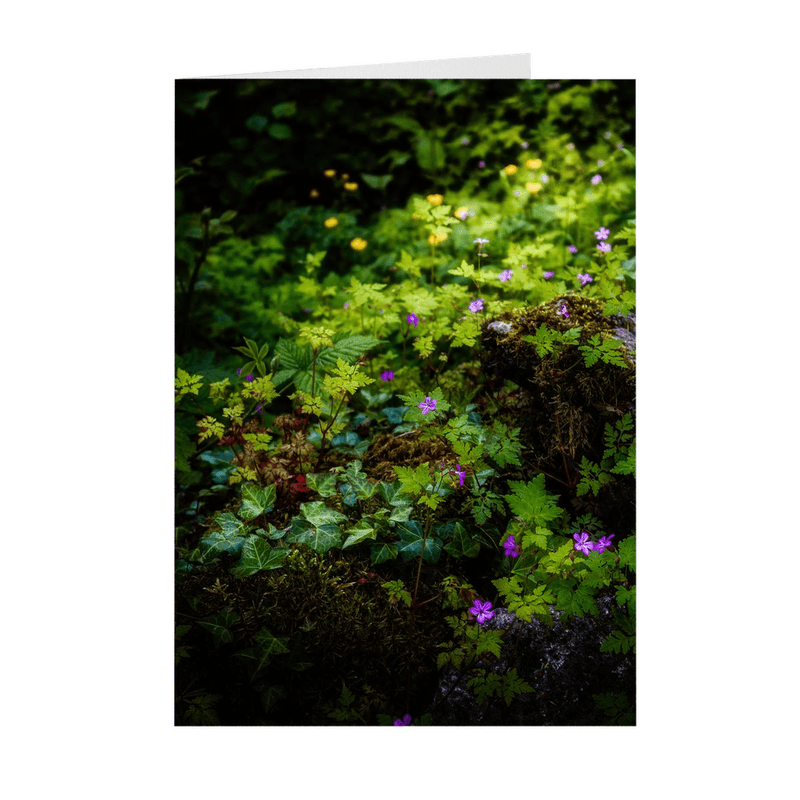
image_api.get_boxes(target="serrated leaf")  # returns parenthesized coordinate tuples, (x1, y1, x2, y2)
(504, 474, 561, 526)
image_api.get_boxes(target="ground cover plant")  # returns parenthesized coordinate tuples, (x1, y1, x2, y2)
(175, 78, 636, 725)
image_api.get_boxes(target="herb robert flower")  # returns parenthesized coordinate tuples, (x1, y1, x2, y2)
(468, 599, 495, 624)
(418, 396, 437, 415)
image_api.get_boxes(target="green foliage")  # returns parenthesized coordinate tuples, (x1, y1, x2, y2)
(176, 79, 636, 724)
(578, 332, 631, 368)
(504, 474, 562, 527)
(467, 668, 534, 707)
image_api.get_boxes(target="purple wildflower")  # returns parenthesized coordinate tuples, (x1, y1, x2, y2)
(499, 269, 513, 282)
(468, 298, 485, 313)
(380, 370, 394, 381)
(595, 534, 616, 554)
(468, 599, 495, 625)
(393, 714, 414, 726)
(237, 368, 242, 376)
(591, 174, 602, 185)
(407, 313, 419, 327)
(573, 531, 594, 555)
(245, 374, 254, 382)
(594, 227, 610, 241)
(343, 301, 350, 309)
(568, 245, 578, 254)
(478, 160, 486, 168)
(578, 273, 593, 287)
(543, 270, 555, 279)
(597, 241, 612, 253)
(454, 463, 466, 486)
(557, 304, 569, 318)
(418, 396, 437, 416)
(503, 535, 520, 558)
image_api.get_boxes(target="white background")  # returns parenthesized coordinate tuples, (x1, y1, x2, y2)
(3, 2, 796, 797)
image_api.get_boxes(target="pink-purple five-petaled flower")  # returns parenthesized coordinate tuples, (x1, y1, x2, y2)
(393, 714, 414, 726)
(503, 535, 520, 558)
(573, 531, 594, 555)
(407, 313, 419, 327)
(468, 599, 495, 625)
(380, 370, 394, 381)
(418, 396, 437, 415)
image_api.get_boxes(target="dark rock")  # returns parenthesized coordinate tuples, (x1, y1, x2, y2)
(425, 597, 635, 725)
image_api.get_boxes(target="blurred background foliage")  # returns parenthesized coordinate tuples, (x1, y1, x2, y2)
(175, 78, 634, 357)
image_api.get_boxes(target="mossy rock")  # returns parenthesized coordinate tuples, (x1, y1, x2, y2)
(478, 293, 635, 484)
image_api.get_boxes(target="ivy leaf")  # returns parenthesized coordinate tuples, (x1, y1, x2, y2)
(396, 521, 442, 563)
(198, 610, 240, 646)
(440, 520, 480, 558)
(370, 541, 399, 564)
(341, 460, 377, 501)
(231, 538, 289, 577)
(200, 512, 249, 556)
(239, 483, 276, 520)
(299, 501, 348, 528)
(306, 472, 339, 497)
(342, 519, 378, 548)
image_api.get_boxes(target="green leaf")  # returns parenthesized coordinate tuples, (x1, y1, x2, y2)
(231, 538, 289, 577)
(396, 521, 442, 563)
(394, 463, 432, 497)
(361, 173, 393, 190)
(342, 519, 378, 548)
(319, 334, 381, 367)
(245, 115, 268, 133)
(440, 520, 480, 559)
(504, 474, 562, 526)
(271, 102, 296, 118)
(618, 537, 636, 571)
(268, 123, 292, 139)
(299, 501, 348, 528)
(370, 541, 399, 564)
(200, 512, 249, 556)
(341, 460, 377, 500)
(239, 483, 276, 520)
(306, 472, 339, 497)
(198, 610, 240, 646)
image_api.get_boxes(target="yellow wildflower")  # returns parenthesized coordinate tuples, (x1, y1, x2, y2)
(526, 182, 542, 193)
(526, 158, 542, 170)
(323, 169, 336, 178)
(324, 217, 338, 228)
(427, 231, 448, 246)
(309, 189, 320, 198)
(341, 173, 350, 180)
(454, 206, 469, 221)
(503, 164, 517, 175)
(426, 194, 444, 206)
(344, 182, 358, 192)
(350, 238, 367, 251)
